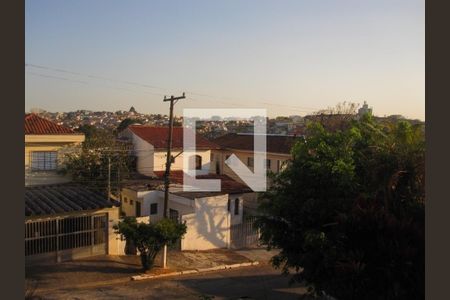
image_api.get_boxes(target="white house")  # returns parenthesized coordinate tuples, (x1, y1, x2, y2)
(119, 125, 220, 177)
(120, 171, 252, 251)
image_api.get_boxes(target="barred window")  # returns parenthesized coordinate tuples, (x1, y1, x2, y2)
(31, 151, 57, 171)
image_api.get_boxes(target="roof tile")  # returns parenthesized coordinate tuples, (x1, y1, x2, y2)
(25, 114, 79, 135)
(128, 125, 219, 150)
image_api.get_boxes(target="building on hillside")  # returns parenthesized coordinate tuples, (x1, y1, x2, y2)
(25, 184, 123, 264)
(25, 114, 85, 186)
(357, 101, 373, 118)
(120, 171, 254, 250)
(118, 125, 220, 177)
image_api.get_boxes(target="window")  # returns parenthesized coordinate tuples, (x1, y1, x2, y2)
(169, 209, 179, 222)
(247, 157, 254, 168)
(31, 151, 57, 171)
(234, 198, 240, 215)
(266, 159, 271, 169)
(215, 161, 220, 175)
(195, 155, 202, 170)
(227, 199, 231, 212)
(124, 197, 128, 203)
(150, 203, 158, 215)
(130, 199, 134, 205)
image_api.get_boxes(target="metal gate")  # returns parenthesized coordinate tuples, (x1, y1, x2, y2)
(25, 214, 108, 263)
(230, 216, 261, 249)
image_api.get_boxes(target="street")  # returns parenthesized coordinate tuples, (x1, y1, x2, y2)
(34, 265, 308, 300)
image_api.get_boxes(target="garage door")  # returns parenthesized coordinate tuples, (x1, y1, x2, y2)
(25, 213, 108, 263)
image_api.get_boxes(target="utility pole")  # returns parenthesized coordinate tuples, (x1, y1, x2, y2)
(162, 92, 185, 268)
(163, 93, 185, 218)
(107, 156, 111, 201)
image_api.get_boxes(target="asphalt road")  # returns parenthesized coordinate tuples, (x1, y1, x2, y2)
(36, 265, 308, 300)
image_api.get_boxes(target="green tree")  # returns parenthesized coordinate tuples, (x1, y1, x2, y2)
(116, 118, 144, 133)
(60, 128, 135, 196)
(257, 116, 424, 300)
(114, 217, 187, 271)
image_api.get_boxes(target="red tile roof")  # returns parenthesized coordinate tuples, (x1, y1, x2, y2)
(213, 133, 299, 155)
(128, 125, 220, 150)
(25, 114, 78, 135)
(153, 170, 252, 194)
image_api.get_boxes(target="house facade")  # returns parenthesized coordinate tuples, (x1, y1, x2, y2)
(25, 114, 85, 186)
(210, 133, 300, 214)
(210, 133, 298, 180)
(119, 125, 220, 177)
(25, 184, 124, 264)
(24, 115, 124, 264)
(120, 171, 251, 250)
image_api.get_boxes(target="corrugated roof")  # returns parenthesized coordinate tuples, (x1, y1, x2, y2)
(25, 184, 119, 217)
(25, 114, 80, 135)
(128, 125, 220, 150)
(213, 133, 299, 154)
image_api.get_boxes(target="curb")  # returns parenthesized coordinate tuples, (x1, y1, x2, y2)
(131, 261, 259, 281)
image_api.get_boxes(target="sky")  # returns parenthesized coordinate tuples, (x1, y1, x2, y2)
(25, 0, 425, 120)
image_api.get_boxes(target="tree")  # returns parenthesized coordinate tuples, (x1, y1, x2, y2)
(256, 115, 425, 300)
(60, 128, 135, 196)
(116, 118, 144, 133)
(308, 101, 360, 132)
(114, 217, 187, 271)
(75, 124, 98, 139)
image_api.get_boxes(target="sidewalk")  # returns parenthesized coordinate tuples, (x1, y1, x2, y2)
(26, 249, 268, 294)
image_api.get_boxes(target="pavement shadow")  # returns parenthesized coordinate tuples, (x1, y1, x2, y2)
(171, 272, 308, 300)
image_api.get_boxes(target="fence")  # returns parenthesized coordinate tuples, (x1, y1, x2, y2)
(230, 216, 261, 249)
(25, 214, 108, 263)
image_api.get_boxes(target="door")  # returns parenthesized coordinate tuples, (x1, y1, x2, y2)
(135, 201, 141, 217)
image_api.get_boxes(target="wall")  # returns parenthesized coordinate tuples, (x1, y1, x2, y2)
(228, 194, 244, 225)
(211, 149, 290, 184)
(181, 194, 231, 251)
(124, 129, 213, 176)
(130, 133, 155, 177)
(105, 206, 126, 256)
(120, 188, 140, 217)
(153, 149, 212, 174)
(25, 135, 84, 186)
(25, 206, 125, 258)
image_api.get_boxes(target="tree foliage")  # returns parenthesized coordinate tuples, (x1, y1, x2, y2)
(60, 127, 135, 196)
(116, 118, 144, 133)
(114, 217, 187, 271)
(257, 115, 425, 300)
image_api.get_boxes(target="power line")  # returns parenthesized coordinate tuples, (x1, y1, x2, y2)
(26, 63, 322, 113)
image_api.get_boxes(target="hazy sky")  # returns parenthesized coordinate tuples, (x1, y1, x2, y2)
(25, 0, 424, 119)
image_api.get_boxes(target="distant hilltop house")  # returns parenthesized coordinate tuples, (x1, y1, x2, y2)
(357, 101, 373, 118)
(24, 114, 123, 264)
(118, 125, 220, 177)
